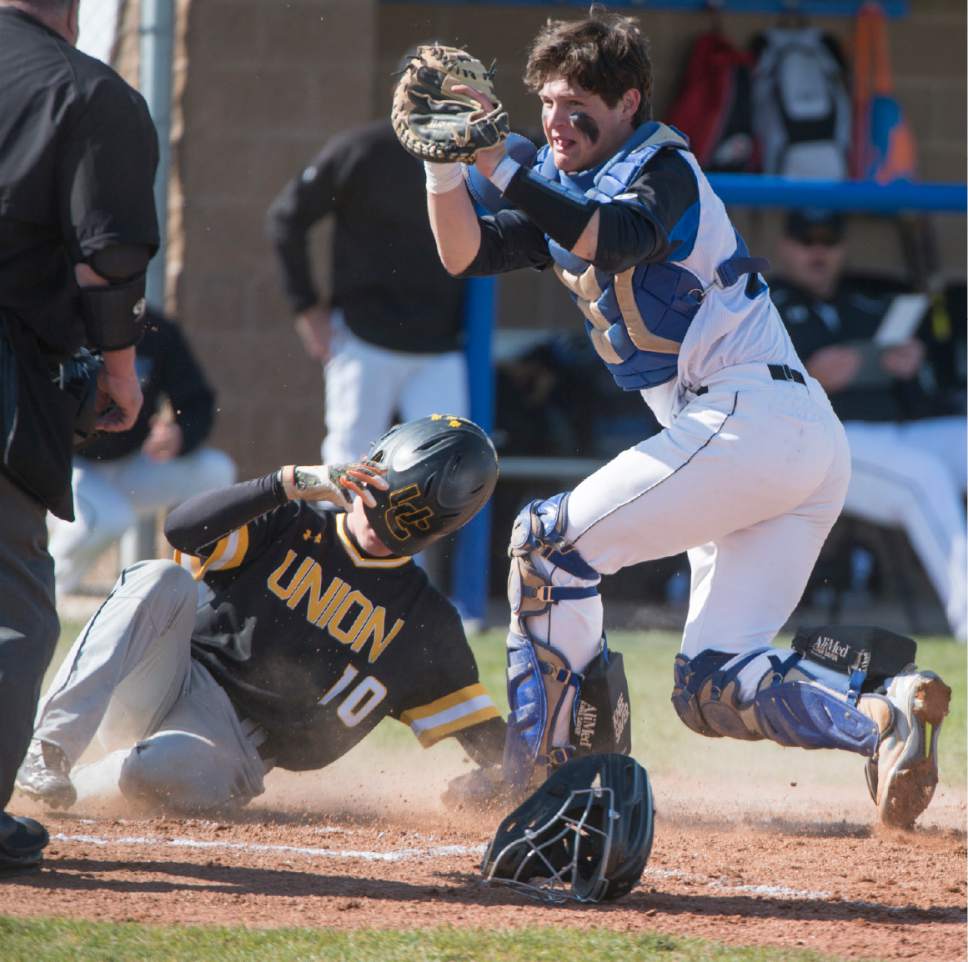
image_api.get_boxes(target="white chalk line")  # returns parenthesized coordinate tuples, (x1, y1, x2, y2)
(645, 867, 831, 901)
(54, 831, 836, 902)
(54, 833, 485, 863)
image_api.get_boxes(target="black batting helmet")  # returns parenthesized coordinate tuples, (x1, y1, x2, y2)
(482, 753, 654, 903)
(363, 415, 499, 556)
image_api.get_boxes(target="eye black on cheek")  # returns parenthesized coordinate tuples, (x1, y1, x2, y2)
(569, 111, 600, 144)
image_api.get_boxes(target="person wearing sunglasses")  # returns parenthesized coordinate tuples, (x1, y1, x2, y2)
(772, 209, 966, 642)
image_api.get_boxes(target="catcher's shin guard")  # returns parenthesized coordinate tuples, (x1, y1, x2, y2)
(671, 624, 925, 756)
(504, 629, 583, 790)
(503, 494, 601, 791)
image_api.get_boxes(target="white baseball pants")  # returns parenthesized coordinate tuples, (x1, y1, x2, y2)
(842, 416, 967, 640)
(520, 364, 852, 720)
(33, 560, 267, 812)
(322, 313, 468, 463)
(48, 447, 236, 595)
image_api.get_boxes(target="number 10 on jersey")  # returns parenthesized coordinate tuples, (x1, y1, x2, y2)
(318, 664, 388, 727)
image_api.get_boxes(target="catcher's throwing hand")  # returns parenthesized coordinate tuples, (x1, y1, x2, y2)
(281, 460, 388, 511)
(391, 44, 510, 164)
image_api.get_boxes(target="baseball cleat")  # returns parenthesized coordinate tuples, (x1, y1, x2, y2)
(15, 740, 77, 811)
(860, 672, 951, 829)
(0, 813, 48, 873)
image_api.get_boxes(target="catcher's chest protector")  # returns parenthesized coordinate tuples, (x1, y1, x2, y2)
(540, 122, 766, 392)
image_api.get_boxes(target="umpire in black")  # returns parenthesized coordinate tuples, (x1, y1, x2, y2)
(0, 0, 158, 870)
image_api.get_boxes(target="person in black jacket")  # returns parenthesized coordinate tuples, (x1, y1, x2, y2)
(266, 119, 468, 466)
(0, 0, 158, 871)
(17, 417, 505, 815)
(772, 210, 967, 640)
(48, 311, 236, 596)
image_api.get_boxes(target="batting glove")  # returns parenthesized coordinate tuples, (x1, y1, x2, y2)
(280, 460, 388, 511)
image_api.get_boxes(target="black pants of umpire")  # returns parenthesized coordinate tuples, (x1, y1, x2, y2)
(0, 470, 59, 810)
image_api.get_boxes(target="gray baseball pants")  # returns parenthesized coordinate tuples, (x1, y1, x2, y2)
(33, 559, 268, 812)
(0, 471, 60, 810)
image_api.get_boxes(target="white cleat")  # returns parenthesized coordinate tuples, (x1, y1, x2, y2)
(860, 672, 951, 829)
(15, 740, 76, 811)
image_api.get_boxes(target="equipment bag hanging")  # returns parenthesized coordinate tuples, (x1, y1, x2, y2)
(850, 1, 917, 183)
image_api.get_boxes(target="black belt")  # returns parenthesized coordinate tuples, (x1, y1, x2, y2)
(695, 364, 805, 397)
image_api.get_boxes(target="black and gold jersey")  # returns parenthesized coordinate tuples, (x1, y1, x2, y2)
(166, 475, 500, 771)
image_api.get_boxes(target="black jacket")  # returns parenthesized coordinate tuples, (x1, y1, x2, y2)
(0, 8, 158, 516)
(266, 121, 464, 354)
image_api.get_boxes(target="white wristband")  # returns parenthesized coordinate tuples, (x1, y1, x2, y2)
(424, 161, 464, 195)
(487, 155, 521, 193)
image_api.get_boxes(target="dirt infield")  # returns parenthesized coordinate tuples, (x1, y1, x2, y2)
(4, 754, 966, 962)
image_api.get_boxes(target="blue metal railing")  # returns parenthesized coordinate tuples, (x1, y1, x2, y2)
(381, 1, 909, 16)
(708, 176, 967, 213)
(454, 276, 497, 625)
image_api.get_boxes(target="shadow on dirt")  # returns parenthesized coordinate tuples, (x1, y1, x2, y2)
(6, 856, 965, 928)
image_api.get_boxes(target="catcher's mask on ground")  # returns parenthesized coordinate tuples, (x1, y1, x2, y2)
(481, 753, 654, 904)
(363, 415, 499, 556)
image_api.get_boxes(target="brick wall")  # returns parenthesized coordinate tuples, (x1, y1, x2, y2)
(174, 0, 377, 478)
(171, 2, 965, 478)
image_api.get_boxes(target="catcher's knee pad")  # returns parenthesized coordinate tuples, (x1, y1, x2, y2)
(507, 493, 600, 622)
(504, 493, 606, 790)
(672, 641, 881, 756)
(671, 649, 765, 741)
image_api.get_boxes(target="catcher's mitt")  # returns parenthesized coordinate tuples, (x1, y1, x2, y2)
(391, 44, 510, 163)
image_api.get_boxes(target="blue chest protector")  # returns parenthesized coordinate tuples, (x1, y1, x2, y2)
(537, 123, 766, 391)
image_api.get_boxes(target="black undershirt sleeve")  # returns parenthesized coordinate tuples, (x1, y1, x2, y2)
(463, 158, 676, 278)
(608, 148, 699, 265)
(164, 472, 289, 555)
(456, 209, 553, 277)
(593, 204, 666, 274)
(501, 166, 599, 250)
(454, 716, 507, 767)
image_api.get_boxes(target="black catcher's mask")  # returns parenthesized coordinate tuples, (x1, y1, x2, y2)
(364, 414, 499, 556)
(481, 753, 654, 903)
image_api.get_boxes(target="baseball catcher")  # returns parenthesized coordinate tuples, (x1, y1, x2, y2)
(17, 415, 506, 814)
(392, 44, 510, 164)
(410, 6, 951, 831)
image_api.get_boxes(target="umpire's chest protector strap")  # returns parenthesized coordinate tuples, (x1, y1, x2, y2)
(79, 273, 147, 351)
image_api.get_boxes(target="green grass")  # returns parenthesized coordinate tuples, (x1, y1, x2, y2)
(50, 621, 966, 790)
(0, 917, 865, 962)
